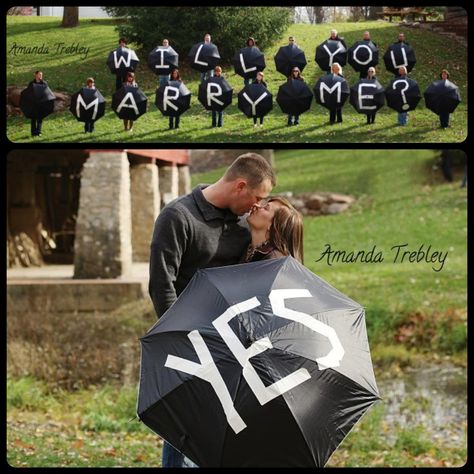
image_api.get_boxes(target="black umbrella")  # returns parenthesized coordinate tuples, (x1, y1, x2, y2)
(69, 88, 106, 122)
(111, 86, 148, 120)
(423, 79, 461, 115)
(315, 40, 347, 72)
(198, 76, 233, 112)
(347, 40, 379, 73)
(274, 44, 307, 77)
(148, 46, 179, 76)
(232, 46, 266, 79)
(349, 79, 385, 114)
(188, 42, 221, 73)
(155, 80, 192, 117)
(106, 46, 139, 75)
(237, 83, 273, 118)
(385, 77, 421, 112)
(20, 82, 56, 119)
(383, 43, 416, 75)
(313, 74, 350, 111)
(276, 79, 313, 115)
(138, 257, 380, 467)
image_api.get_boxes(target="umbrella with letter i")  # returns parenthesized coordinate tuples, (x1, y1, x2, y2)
(138, 257, 381, 467)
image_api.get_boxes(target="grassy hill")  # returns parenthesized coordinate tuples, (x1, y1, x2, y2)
(6, 17, 468, 143)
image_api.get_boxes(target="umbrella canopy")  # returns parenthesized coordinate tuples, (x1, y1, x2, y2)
(106, 46, 139, 75)
(188, 42, 221, 73)
(155, 80, 192, 117)
(349, 79, 385, 114)
(385, 77, 421, 112)
(347, 40, 379, 73)
(148, 46, 179, 76)
(237, 83, 273, 118)
(313, 74, 350, 110)
(198, 76, 233, 111)
(274, 44, 307, 77)
(276, 79, 313, 115)
(138, 257, 380, 467)
(383, 43, 416, 75)
(423, 79, 461, 115)
(20, 82, 56, 119)
(111, 85, 148, 120)
(232, 46, 266, 79)
(69, 88, 106, 122)
(315, 40, 347, 72)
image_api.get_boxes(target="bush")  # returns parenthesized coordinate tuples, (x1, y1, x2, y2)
(103, 6, 292, 61)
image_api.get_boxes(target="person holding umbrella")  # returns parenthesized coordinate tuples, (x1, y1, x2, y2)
(211, 66, 224, 128)
(115, 38, 129, 90)
(287, 67, 305, 126)
(122, 71, 137, 132)
(439, 69, 452, 128)
(359, 31, 377, 79)
(200, 34, 215, 83)
(29, 70, 46, 137)
(365, 67, 378, 125)
(252, 71, 267, 127)
(167, 68, 184, 130)
(149, 153, 276, 468)
(84, 77, 96, 133)
(397, 66, 409, 126)
(159, 39, 171, 87)
(243, 37, 257, 86)
(329, 29, 347, 49)
(329, 63, 344, 125)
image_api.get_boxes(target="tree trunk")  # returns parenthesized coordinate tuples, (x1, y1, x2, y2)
(62, 6, 79, 27)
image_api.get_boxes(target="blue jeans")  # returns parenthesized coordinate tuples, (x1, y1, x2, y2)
(159, 75, 170, 87)
(200, 70, 214, 83)
(287, 114, 299, 125)
(212, 110, 223, 127)
(162, 441, 198, 468)
(397, 112, 408, 125)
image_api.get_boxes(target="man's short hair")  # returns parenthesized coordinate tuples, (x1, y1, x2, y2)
(223, 153, 276, 188)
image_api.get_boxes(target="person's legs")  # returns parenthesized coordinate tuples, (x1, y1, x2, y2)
(90, 121, 95, 133)
(336, 108, 342, 123)
(175, 115, 180, 129)
(129, 120, 134, 132)
(162, 441, 198, 468)
(217, 111, 223, 127)
(212, 110, 216, 127)
(287, 114, 293, 126)
(259, 115, 264, 126)
(116, 75, 123, 91)
(253, 116, 257, 127)
(31, 119, 37, 136)
(329, 109, 335, 124)
(169, 116, 174, 129)
(439, 113, 450, 128)
(294, 114, 300, 125)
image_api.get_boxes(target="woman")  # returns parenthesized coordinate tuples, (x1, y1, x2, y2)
(84, 77, 96, 134)
(123, 71, 137, 132)
(168, 68, 182, 129)
(439, 69, 452, 129)
(212, 66, 224, 128)
(287, 67, 305, 127)
(252, 71, 267, 128)
(365, 67, 377, 125)
(29, 70, 46, 137)
(329, 63, 343, 125)
(244, 37, 257, 86)
(241, 197, 304, 264)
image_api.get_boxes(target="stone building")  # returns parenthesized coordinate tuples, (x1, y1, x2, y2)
(7, 149, 190, 278)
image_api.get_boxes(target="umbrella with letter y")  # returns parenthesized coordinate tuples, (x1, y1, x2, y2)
(138, 257, 380, 467)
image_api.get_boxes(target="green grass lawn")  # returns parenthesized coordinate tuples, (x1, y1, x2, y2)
(7, 17, 467, 143)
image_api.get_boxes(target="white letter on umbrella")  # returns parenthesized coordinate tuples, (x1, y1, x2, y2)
(240, 53, 257, 73)
(243, 92, 268, 116)
(390, 46, 408, 69)
(319, 82, 341, 104)
(155, 47, 170, 70)
(165, 329, 247, 434)
(352, 44, 373, 66)
(207, 83, 224, 107)
(116, 92, 139, 115)
(269, 289, 345, 370)
(213, 297, 311, 406)
(323, 44, 345, 67)
(113, 49, 131, 69)
(358, 83, 377, 110)
(194, 44, 208, 67)
(76, 94, 99, 120)
(164, 86, 179, 112)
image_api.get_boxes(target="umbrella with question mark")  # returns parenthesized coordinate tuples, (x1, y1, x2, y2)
(385, 77, 421, 113)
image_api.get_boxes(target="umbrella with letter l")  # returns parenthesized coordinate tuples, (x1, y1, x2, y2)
(138, 257, 380, 467)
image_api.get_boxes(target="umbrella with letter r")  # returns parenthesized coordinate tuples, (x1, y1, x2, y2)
(137, 257, 381, 467)
(198, 76, 233, 112)
(155, 80, 192, 117)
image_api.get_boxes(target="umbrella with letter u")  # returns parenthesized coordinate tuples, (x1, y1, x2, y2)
(138, 257, 380, 467)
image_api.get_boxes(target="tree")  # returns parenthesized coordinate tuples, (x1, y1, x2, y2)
(62, 6, 79, 28)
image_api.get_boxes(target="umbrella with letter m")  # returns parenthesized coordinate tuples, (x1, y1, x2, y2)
(138, 257, 380, 467)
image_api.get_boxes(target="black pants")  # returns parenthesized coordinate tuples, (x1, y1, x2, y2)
(169, 116, 180, 129)
(31, 118, 43, 136)
(253, 116, 264, 125)
(116, 74, 127, 90)
(84, 121, 95, 133)
(366, 112, 376, 124)
(329, 108, 342, 124)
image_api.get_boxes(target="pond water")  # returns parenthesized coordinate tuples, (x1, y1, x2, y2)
(377, 365, 467, 447)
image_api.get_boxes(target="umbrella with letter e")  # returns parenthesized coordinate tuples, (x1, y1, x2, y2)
(138, 257, 380, 467)
(349, 79, 385, 114)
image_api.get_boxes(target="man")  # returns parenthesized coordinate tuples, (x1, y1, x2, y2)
(149, 153, 276, 467)
(358, 31, 377, 79)
(158, 39, 171, 87)
(396, 66, 409, 126)
(329, 28, 347, 49)
(200, 33, 214, 83)
(29, 70, 45, 137)
(115, 37, 135, 90)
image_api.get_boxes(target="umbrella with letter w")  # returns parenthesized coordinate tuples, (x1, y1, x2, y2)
(138, 257, 380, 467)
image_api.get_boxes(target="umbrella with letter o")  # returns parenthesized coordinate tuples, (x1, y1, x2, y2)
(69, 87, 106, 122)
(277, 79, 313, 115)
(148, 46, 179, 76)
(383, 43, 416, 75)
(188, 42, 221, 73)
(106, 46, 139, 75)
(112, 85, 148, 120)
(155, 80, 192, 117)
(198, 76, 233, 112)
(237, 83, 273, 118)
(20, 82, 56, 119)
(315, 40, 347, 72)
(313, 74, 350, 111)
(349, 79, 385, 114)
(232, 46, 266, 79)
(274, 44, 307, 77)
(385, 77, 421, 112)
(423, 79, 461, 115)
(347, 40, 378, 73)
(137, 257, 380, 467)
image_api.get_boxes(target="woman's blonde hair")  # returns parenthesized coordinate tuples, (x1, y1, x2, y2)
(331, 62, 342, 75)
(267, 197, 304, 264)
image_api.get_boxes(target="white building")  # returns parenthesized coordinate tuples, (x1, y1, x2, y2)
(37, 6, 110, 18)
